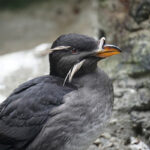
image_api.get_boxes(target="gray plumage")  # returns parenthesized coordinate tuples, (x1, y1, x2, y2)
(26, 69, 113, 150)
(0, 33, 121, 150)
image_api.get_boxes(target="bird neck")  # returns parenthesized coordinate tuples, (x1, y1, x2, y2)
(72, 68, 110, 89)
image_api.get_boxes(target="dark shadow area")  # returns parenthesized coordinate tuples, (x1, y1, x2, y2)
(0, 0, 55, 10)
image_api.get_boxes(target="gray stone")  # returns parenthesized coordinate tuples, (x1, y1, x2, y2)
(131, 111, 150, 145)
(0, 44, 50, 103)
(130, 0, 150, 24)
(128, 137, 150, 150)
(87, 145, 100, 150)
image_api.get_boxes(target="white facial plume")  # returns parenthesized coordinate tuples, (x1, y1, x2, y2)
(63, 59, 85, 86)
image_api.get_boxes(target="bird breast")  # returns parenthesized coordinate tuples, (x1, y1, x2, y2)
(61, 69, 113, 150)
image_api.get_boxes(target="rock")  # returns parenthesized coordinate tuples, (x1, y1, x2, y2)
(128, 137, 150, 150)
(124, 17, 142, 32)
(87, 145, 100, 150)
(94, 138, 101, 146)
(131, 111, 150, 144)
(121, 30, 150, 77)
(130, 0, 150, 24)
(97, 0, 150, 78)
(132, 88, 150, 111)
(96, 0, 150, 149)
(0, 44, 49, 103)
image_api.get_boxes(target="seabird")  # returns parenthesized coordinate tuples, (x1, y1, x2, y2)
(0, 33, 121, 150)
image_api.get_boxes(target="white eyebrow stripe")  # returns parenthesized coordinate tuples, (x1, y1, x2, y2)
(44, 46, 71, 55)
(50, 46, 71, 51)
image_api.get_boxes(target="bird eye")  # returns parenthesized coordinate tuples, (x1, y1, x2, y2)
(71, 49, 78, 54)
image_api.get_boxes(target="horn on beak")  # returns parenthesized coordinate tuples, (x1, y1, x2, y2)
(96, 37, 121, 58)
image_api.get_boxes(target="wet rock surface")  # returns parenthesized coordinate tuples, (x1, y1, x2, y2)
(0, 0, 150, 150)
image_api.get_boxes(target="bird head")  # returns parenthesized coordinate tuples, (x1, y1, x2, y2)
(48, 33, 121, 84)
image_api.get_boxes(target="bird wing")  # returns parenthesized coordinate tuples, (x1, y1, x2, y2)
(0, 75, 74, 149)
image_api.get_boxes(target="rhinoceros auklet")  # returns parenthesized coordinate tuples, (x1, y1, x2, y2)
(0, 33, 121, 150)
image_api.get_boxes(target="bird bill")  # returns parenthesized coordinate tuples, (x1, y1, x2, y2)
(96, 44, 121, 58)
(96, 37, 121, 58)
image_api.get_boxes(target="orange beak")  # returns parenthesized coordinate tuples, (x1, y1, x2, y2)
(96, 44, 121, 58)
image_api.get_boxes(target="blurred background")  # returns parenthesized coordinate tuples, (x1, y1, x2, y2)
(0, 0, 150, 149)
(0, 0, 98, 54)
